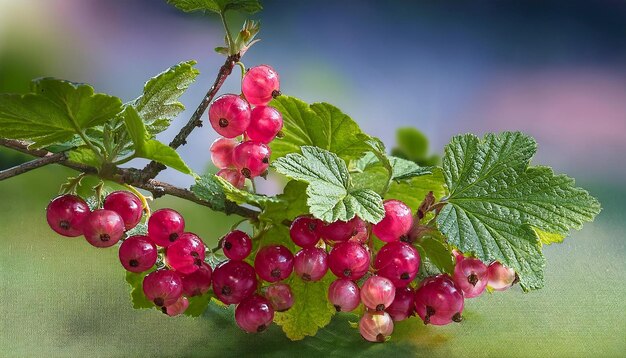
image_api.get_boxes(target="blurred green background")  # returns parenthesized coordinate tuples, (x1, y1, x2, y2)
(1, 1, 625, 357)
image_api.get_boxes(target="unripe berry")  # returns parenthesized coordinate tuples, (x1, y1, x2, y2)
(143, 269, 183, 307)
(414, 274, 464, 325)
(103, 190, 143, 230)
(208, 94, 251, 138)
(327, 279, 360, 312)
(386, 287, 415, 321)
(372, 200, 413, 243)
(165, 233, 206, 275)
(210, 137, 238, 169)
(328, 241, 370, 280)
(235, 294, 274, 333)
(216, 168, 246, 189)
(374, 241, 420, 288)
(181, 262, 213, 297)
(232, 141, 271, 179)
(246, 106, 283, 143)
(119, 235, 158, 273)
(241, 65, 280, 106)
(293, 247, 328, 282)
(46, 194, 90, 237)
(453, 257, 488, 298)
(487, 261, 517, 291)
(83, 209, 125, 248)
(221, 230, 252, 261)
(212, 260, 257, 304)
(360, 276, 396, 311)
(147, 208, 185, 247)
(319, 216, 368, 244)
(289, 216, 322, 248)
(359, 311, 394, 343)
(264, 283, 294, 312)
(254, 245, 294, 282)
(162, 296, 189, 317)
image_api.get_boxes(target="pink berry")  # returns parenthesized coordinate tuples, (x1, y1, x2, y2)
(487, 261, 517, 291)
(319, 216, 368, 244)
(221, 230, 252, 261)
(165, 233, 206, 275)
(254, 245, 294, 283)
(118, 235, 158, 273)
(246, 106, 283, 143)
(162, 296, 189, 317)
(328, 279, 360, 312)
(232, 141, 271, 179)
(289, 216, 322, 248)
(210, 137, 238, 169)
(293, 247, 328, 282)
(359, 311, 394, 343)
(241, 65, 280, 106)
(386, 287, 415, 321)
(46, 194, 90, 237)
(147, 208, 185, 247)
(374, 241, 420, 288)
(83, 209, 125, 248)
(212, 260, 257, 305)
(328, 241, 370, 280)
(181, 262, 213, 297)
(142, 269, 183, 307)
(103, 191, 143, 230)
(216, 168, 246, 189)
(360, 276, 396, 311)
(235, 294, 274, 333)
(453, 249, 465, 263)
(453, 257, 488, 298)
(372, 200, 413, 243)
(208, 94, 251, 138)
(414, 274, 464, 325)
(264, 283, 294, 312)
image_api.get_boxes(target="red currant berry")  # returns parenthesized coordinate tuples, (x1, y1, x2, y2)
(181, 262, 213, 297)
(235, 294, 275, 333)
(319, 216, 367, 245)
(165, 232, 206, 275)
(210, 137, 238, 169)
(232, 141, 271, 179)
(221, 230, 252, 261)
(328, 241, 370, 280)
(360, 276, 396, 311)
(143, 269, 183, 307)
(208, 94, 251, 138)
(216, 168, 246, 189)
(254, 245, 294, 283)
(212, 260, 257, 305)
(374, 241, 420, 288)
(118, 235, 157, 273)
(414, 274, 464, 325)
(147, 208, 185, 247)
(453, 257, 488, 298)
(103, 191, 143, 230)
(372, 199, 413, 243)
(487, 261, 517, 291)
(83, 209, 125, 248)
(264, 283, 294, 312)
(289, 216, 322, 248)
(241, 65, 280, 106)
(162, 296, 189, 317)
(386, 287, 415, 321)
(327, 278, 360, 312)
(46, 194, 90, 237)
(246, 106, 283, 143)
(359, 311, 394, 343)
(293, 247, 328, 282)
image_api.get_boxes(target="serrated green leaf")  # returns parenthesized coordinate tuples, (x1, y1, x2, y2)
(184, 294, 212, 317)
(352, 152, 433, 194)
(416, 237, 454, 275)
(167, 0, 262, 14)
(0, 78, 122, 148)
(270, 97, 377, 162)
(274, 272, 336, 341)
(191, 174, 227, 212)
(212, 174, 279, 207)
(273, 146, 384, 224)
(436, 132, 601, 290)
(67, 146, 101, 168)
(385, 168, 447, 211)
(259, 181, 309, 223)
(533, 227, 566, 245)
(389, 156, 432, 181)
(133, 60, 199, 135)
(125, 270, 154, 309)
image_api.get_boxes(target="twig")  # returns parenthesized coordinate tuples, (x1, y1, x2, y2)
(139, 53, 242, 181)
(0, 151, 68, 181)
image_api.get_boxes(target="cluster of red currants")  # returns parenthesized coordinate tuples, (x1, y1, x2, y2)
(209, 65, 282, 188)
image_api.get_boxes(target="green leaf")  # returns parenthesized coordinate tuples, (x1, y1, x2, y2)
(167, 0, 262, 14)
(270, 97, 377, 162)
(213, 174, 279, 208)
(385, 168, 447, 211)
(67, 146, 101, 168)
(125, 270, 154, 309)
(389, 156, 432, 181)
(191, 174, 227, 212)
(0, 78, 123, 148)
(416, 237, 454, 275)
(533, 227, 566, 245)
(184, 294, 212, 317)
(436, 132, 601, 290)
(273, 146, 384, 224)
(351, 152, 433, 194)
(133, 60, 199, 135)
(391, 127, 440, 167)
(259, 181, 310, 224)
(274, 272, 336, 341)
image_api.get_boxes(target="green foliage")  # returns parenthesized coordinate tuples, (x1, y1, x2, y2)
(184, 294, 213, 317)
(436, 132, 601, 290)
(385, 168, 447, 211)
(415, 237, 454, 275)
(391, 127, 439, 166)
(351, 152, 433, 194)
(534, 227, 566, 245)
(167, 0, 262, 14)
(273, 146, 385, 224)
(67, 146, 102, 168)
(191, 174, 228, 212)
(125, 270, 154, 309)
(259, 180, 309, 223)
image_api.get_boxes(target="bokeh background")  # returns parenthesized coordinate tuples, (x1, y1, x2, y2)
(0, 0, 624, 357)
